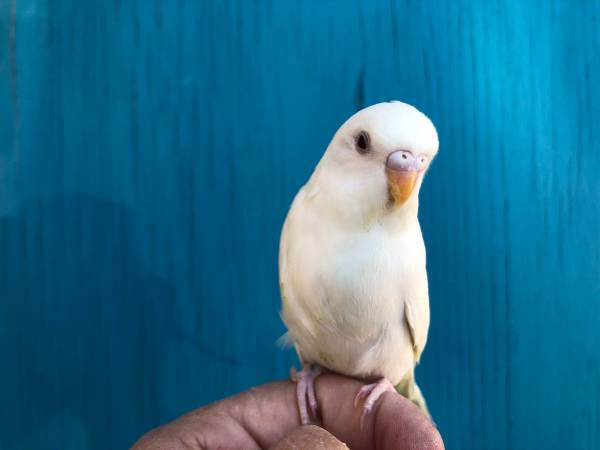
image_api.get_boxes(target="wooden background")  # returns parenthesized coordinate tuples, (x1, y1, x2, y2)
(1, 1, 599, 448)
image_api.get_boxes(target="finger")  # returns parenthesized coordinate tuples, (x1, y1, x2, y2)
(270, 425, 348, 450)
(132, 375, 443, 450)
(229, 381, 301, 446)
(221, 374, 442, 449)
(132, 381, 300, 450)
(314, 374, 444, 450)
(375, 394, 444, 450)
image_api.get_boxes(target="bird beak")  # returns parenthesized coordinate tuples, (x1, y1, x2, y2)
(385, 150, 419, 206)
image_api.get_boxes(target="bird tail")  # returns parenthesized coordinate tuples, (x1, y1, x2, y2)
(395, 369, 432, 420)
(276, 332, 293, 349)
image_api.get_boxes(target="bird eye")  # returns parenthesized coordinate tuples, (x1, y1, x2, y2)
(418, 155, 429, 169)
(355, 131, 371, 154)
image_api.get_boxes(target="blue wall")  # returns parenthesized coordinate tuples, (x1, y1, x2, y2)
(1, 1, 599, 449)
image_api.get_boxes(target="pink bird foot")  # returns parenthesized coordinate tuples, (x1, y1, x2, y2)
(290, 364, 323, 425)
(354, 378, 395, 428)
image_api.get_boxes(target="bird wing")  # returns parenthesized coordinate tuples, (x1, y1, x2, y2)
(403, 272, 430, 363)
(278, 190, 321, 360)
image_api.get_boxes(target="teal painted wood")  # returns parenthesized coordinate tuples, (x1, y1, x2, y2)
(1, 1, 599, 448)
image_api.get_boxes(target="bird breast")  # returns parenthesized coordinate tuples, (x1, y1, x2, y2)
(280, 196, 427, 383)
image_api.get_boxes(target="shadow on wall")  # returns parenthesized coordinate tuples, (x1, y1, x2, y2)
(0, 196, 175, 450)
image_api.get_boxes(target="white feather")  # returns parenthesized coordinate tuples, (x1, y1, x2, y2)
(279, 101, 438, 385)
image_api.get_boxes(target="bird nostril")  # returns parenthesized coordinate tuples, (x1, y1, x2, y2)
(386, 151, 416, 171)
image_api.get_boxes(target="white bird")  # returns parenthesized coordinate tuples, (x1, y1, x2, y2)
(279, 101, 439, 425)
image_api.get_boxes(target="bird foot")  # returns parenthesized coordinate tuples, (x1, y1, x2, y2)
(290, 364, 323, 425)
(353, 378, 395, 429)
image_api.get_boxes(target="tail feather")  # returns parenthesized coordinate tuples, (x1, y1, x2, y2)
(276, 332, 293, 348)
(395, 369, 432, 420)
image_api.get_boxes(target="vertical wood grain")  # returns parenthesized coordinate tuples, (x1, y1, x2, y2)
(1, 1, 599, 449)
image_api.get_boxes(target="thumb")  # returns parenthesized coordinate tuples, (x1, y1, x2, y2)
(271, 425, 349, 450)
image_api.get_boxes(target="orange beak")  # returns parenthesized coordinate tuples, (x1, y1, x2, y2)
(386, 168, 418, 205)
(385, 150, 420, 206)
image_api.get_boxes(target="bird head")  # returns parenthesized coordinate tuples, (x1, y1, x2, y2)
(309, 101, 438, 225)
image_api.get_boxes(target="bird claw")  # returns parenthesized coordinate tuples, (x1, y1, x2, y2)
(291, 364, 323, 425)
(353, 378, 395, 429)
(353, 384, 373, 407)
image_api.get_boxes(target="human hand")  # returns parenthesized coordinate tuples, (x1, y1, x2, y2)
(131, 374, 443, 450)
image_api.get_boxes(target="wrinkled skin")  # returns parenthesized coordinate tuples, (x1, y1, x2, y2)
(132, 374, 444, 450)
